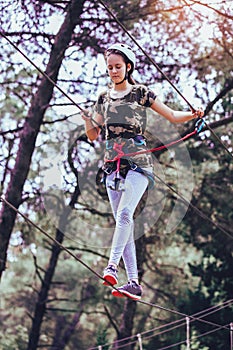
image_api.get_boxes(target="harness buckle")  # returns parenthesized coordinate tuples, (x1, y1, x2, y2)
(108, 174, 125, 191)
(104, 167, 113, 175)
(130, 163, 138, 171)
(133, 135, 146, 146)
(106, 140, 113, 150)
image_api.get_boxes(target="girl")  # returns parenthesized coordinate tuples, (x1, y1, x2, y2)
(82, 43, 204, 300)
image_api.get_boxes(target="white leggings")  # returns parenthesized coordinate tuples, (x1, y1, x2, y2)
(106, 169, 149, 280)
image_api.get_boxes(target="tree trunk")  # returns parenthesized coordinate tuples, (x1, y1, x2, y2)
(27, 206, 71, 350)
(27, 136, 82, 350)
(0, 0, 85, 280)
(51, 280, 93, 349)
(112, 299, 137, 350)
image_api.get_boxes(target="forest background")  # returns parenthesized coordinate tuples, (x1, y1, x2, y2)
(0, 0, 232, 349)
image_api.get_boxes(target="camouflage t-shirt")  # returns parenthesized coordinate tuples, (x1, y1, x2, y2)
(94, 84, 157, 168)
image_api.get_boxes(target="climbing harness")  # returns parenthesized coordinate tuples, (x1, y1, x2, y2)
(102, 119, 205, 192)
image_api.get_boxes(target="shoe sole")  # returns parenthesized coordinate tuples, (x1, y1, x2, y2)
(112, 289, 142, 301)
(103, 274, 118, 286)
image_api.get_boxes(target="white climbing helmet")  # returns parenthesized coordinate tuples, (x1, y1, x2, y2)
(106, 43, 136, 70)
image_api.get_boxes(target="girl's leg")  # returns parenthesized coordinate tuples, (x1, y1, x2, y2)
(106, 170, 148, 274)
(122, 223, 138, 281)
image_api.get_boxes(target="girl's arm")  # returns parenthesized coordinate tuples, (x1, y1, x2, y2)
(150, 97, 204, 123)
(82, 111, 104, 141)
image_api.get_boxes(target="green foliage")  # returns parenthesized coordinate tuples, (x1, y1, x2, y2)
(0, 325, 28, 350)
(96, 325, 110, 350)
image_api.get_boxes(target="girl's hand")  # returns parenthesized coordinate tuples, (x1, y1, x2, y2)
(192, 107, 204, 119)
(81, 109, 92, 121)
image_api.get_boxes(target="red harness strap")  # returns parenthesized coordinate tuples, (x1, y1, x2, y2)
(105, 129, 198, 164)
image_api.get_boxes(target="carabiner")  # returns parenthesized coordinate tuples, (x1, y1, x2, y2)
(195, 118, 205, 133)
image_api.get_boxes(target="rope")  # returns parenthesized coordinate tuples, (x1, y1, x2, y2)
(137, 298, 230, 330)
(0, 32, 83, 111)
(155, 323, 230, 350)
(202, 119, 233, 158)
(0, 196, 104, 283)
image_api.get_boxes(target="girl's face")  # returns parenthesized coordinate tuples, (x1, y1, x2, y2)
(106, 53, 130, 85)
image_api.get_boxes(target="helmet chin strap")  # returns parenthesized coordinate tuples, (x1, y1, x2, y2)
(115, 76, 127, 85)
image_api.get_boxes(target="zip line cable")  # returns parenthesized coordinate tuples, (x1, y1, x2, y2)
(139, 300, 233, 340)
(90, 322, 231, 350)
(141, 323, 230, 350)
(0, 195, 231, 335)
(90, 304, 233, 350)
(0, 198, 104, 281)
(97, 0, 233, 160)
